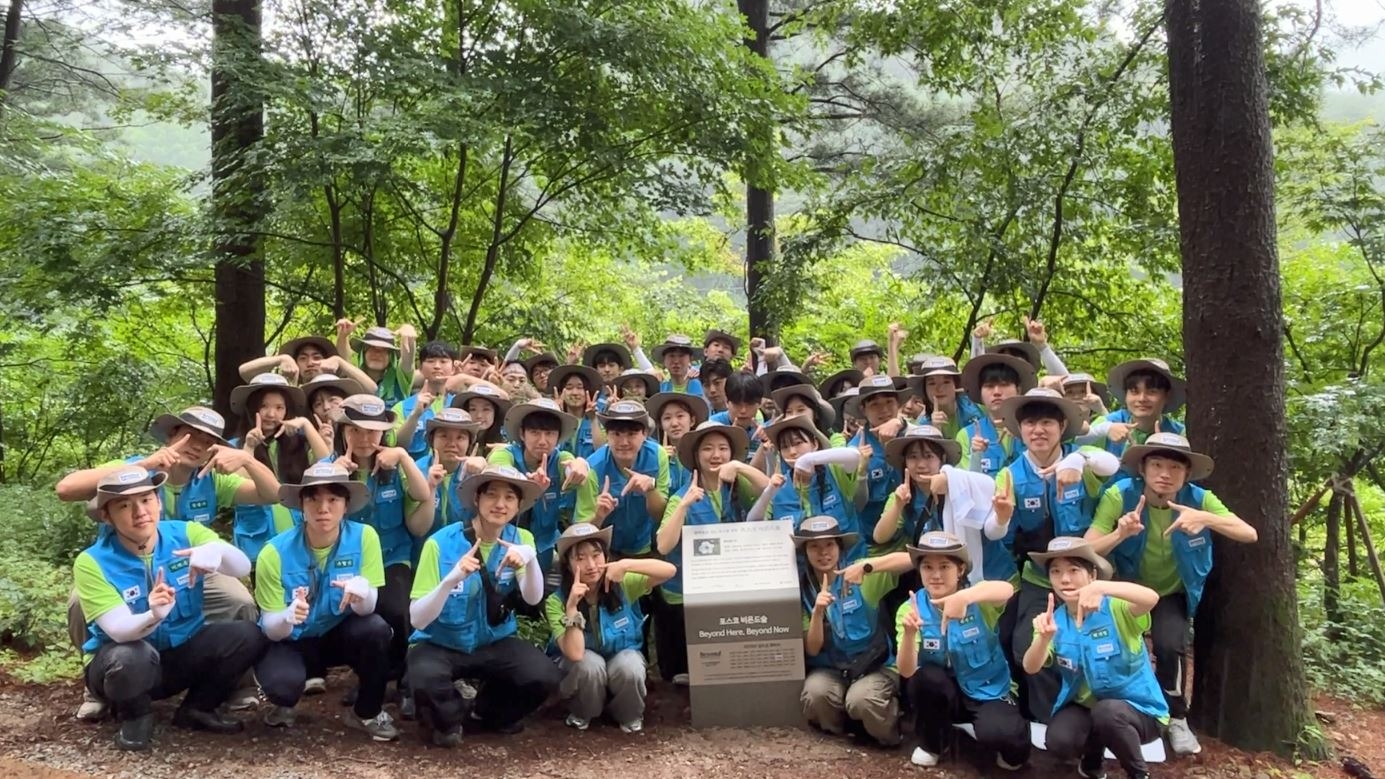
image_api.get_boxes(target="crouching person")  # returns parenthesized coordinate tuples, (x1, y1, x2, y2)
(406, 466, 562, 746)
(254, 464, 397, 741)
(896, 532, 1029, 769)
(75, 466, 265, 751)
(548, 523, 675, 734)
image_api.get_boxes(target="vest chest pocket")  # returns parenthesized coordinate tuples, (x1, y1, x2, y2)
(1085, 639, 1121, 687)
(956, 626, 992, 669)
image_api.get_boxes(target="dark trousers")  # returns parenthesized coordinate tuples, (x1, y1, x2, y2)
(1150, 593, 1190, 719)
(406, 637, 561, 732)
(84, 621, 266, 721)
(1046, 700, 1162, 776)
(256, 613, 392, 719)
(650, 589, 687, 680)
(1011, 579, 1062, 723)
(906, 664, 1030, 765)
(379, 563, 413, 683)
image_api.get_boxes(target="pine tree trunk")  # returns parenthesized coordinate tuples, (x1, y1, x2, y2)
(1168, 0, 1324, 757)
(739, 0, 776, 340)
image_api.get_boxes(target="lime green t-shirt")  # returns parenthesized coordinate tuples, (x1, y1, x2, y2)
(254, 523, 386, 612)
(894, 597, 1004, 653)
(799, 569, 898, 631)
(1040, 597, 1164, 721)
(1090, 487, 1231, 596)
(544, 571, 652, 644)
(487, 446, 575, 474)
(73, 523, 222, 625)
(769, 464, 858, 522)
(410, 527, 537, 600)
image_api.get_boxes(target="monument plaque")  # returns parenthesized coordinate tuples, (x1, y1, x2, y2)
(682, 519, 805, 728)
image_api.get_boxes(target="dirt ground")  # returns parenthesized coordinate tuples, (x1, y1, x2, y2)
(0, 675, 1378, 779)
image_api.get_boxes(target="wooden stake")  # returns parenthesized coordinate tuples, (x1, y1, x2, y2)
(1347, 493, 1385, 607)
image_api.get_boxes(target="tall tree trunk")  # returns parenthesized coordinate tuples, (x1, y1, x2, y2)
(0, 0, 21, 111)
(210, 0, 266, 416)
(1168, 0, 1323, 756)
(739, 0, 776, 340)
(1324, 490, 1342, 626)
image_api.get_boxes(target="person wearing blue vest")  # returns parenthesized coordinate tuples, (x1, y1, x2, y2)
(751, 415, 865, 556)
(547, 523, 676, 733)
(652, 334, 704, 396)
(992, 387, 1120, 723)
(254, 463, 397, 740)
(844, 375, 911, 544)
(796, 516, 913, 746)
(550, 363, 607, 459)
(335, 321, 417, 408)
(418, 408, 488, 563)
(955, 353, 1037, 478)
(228, 373, 331, 564)
(1084, 433, 1257, 757)
(1023, 537, 1168, 779)
(330, 393, 436, 701)
(405, 466, 559, 746)
(582, 341, 635, 412)
(1062, 373, 1112, 422)
(238, 334, 379, 392)
(574, 400, 670, 558)
(819, 369, 864, 424)
(654, 421, 768, 685)
(646, 392, 711, 498)
(615, 367, 660, 403)
(487, 398, 592, 576)
(451, 382, 512, 449)
(1088, 359, 1188, 472)
(303, 373, 366, 451)
(908, 356, 984, 439)
(770, 383, 840, 445)
(896, 531, 1028, 769)
(74, 466, 265, 750)
(710, 372, 766, 462)
(393, 341, 459, 461)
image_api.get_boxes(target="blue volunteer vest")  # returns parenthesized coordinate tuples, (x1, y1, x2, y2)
(1050, 597, 1169, 721)
(663, 482, 745, 597)
(265, 521, 369, 640)
(660, 377, 705, 398)
(393, 392, 455, 461)
(801, 575, 892, 671)
(1009, 445, 1096, 545)
(82, 522, 205, 653)
(1107, 478, 1214, 616)
(412, 454, 476, 566)
(233, 503, 302, 565)
(564, 583, 645, 659)
(957, 396, 985, 429)
(587, 440, 662, 555)
(503, 442, 563, 555)
(668, 458, 692, 498)
(1101, 411, 1186, 463)
(409, 523, 523, 653)
(852, 428, 901, 542)
(771, 460, 865, 561)
(910, 590, 1011, 702)
(960, 417, 1022, 478)
(121, 455, 222, 526)
(561, 415, 597, 461)
(329, 455, 412, 568)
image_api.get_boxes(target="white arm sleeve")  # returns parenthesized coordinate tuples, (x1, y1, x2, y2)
(1073, 448, 1120, 478)
(747, 481, 780, 521)
(259, 607, 296, 642)
(1039, 344, 1069, 376)
(208, 542, 252, 579)
(794, 447, 861, 473)
(516, 545, 544, 605)
(504, 340, 525, 363)
(632, 347, 654, 371)
(93, 605, 162, 644)
(971, 333, 985, 360)
(409, 576, 456, 631)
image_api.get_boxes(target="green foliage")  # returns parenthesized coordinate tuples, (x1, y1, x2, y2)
(1298, 578, 1385, 707)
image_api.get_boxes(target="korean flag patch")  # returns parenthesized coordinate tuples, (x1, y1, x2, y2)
(121, 585, 141, 602)
(922, 638, 941, 651)
(1057, 655, 1076, 671)
(1024, 497, 1041, 510)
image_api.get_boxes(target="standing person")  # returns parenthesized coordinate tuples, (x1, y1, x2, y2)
(254, 464, 397, 740)
(1084, 433, 1257, 755)
(336, 321, 418, 407)
(702, 329, 741, 364)
(955, 353, 1037, 477)
(228, 373, 331, 563)
(416, 408, 487, 563)
(394, 341, 460, 461)
(406, 467, 562, 745)
(709, 372, 767, 462)
(451, 383, 513, 448)
(239, 334, 378, 392)
(770, 384, 839, 444)
(303, 373, 366, 451)
(754, 415, 865, 559)
(845, 375, 911, 544)
(550, 363, 606, 459)
(646, 392, 711, 497)
(75, 466, 266, 750)
(652, 334, 704, 396)
(614, 368, 660, 404)
(972, 317, 1071, 377)
(699, 357, 735, 414)
(1023, 538, 1168, 779)
(524, 352, 560, 396)
(547, 523, 676, 733)
(1092, 359, 1188, 469)
(896, 532, 1028, 769)
(907, 356, 983, 436)
(582, 342, 634, 410)
(573, 400, 670, 558)
(850, 339, 885, 374)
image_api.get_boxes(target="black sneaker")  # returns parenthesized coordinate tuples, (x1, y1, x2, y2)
(431, 726, 463, 748)
(1078, 758, 1108, 779)
(172, 706, 245, 735)
(114, 713, 155, 751)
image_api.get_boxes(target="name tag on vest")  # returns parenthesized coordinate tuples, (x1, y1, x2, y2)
(1061, 487, 1081, 502)
(613, 616, 630, 630)
(961, 626, 981, 639)
(823, 494, 839, 507)
(544, 492, 558, 501)
(1095, 642, 1117, 657)
(379, 488, 400, 501)
(840, 597, 861, 613)
(334, 558, 356, 569)
(188, 499, 209, 510)
(1187, 536, 1207, 548)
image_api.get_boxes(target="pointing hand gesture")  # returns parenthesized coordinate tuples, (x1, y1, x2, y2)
(813, 573, 835, 614)
(445, 543, 482, 586)
(1033, 593, 1058, 639)
(147, 568, 177, 621)
(902, 594, 923, 635)
(198, 444, 252, 479)
(172, 545, 222, 587)
(1118, 496, 1147, 539)
(1107, 422, 1132, 444)
(971, 433, 990, 454)
(930, 590, 970, 636)
(1074, 582, 1104, 629)
(684, 472, 706, 505)
(1023, 315, 1048, 347)
(595, 476, 618, 521)
(620, 467, 654, 497)
(992, 476, 1015, 525)
(894, 477, 912, 503)
(142, 434, 193, 471)
(1164, 501, 1211, 537)
(330, 576, 370, 614)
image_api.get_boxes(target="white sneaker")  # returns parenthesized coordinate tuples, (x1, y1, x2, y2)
(76, 689, 107, 722)
(911, 747, 940, 767)
(672, 673, 690, 686)
(620, 718, 644, 735)
(303, 677, 326, 696)
(565, 714, 590, 731)
(345, 710, 400, 742)
(454, 679, 478, 699)
(226, 687, 260, 711)
(1167, 717, 1202, 755)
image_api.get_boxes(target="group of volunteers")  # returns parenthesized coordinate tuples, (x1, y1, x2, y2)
(53, 316, 1257, 779)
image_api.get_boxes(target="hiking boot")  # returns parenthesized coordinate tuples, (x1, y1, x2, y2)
(1167, 717, 1202, 755)
(263, 705, 296, 728)
(620, 718, 644, 735)
(469, 710, 524, 734)
(431, 726, 463, 748)
(911, 747, 940, 767)
(346, 710, 400, 742)
(172, 706, 244, 735)
(303, 677, 326, 696)
(76, 689, 108, 722)
(114, 713, 155, 751)
(340, 685, 358, 707)
(565, 714, 590, 731)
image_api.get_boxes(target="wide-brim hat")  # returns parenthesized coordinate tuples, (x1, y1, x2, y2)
(908, 531, 970, 570)
(646, 392, 711, 429)
(1120, 432, 1214, 481)
(651, 334, 702, 363)
(458, 466, 543, 512)
(760, 370, 813, 395)
(556, 523, 614, 560)
(885, 425, 962, 469)
(846, 374, 909, 417)
(504, 398, 579, 443)
(548, 364, 603, 394)
(230, 373, 306, 417)
(582, 342, 632, 369)
(451, 384, 513, 420)
(1028, 536, 1113, 580)
(849, 339, 884, 361)
(1061, 372, 1111, 405)
(615, 369, 660, 398)
(350, 326, 399, 353)
(279, 462, 370, 513)
(998, 387, 1088, 439)
(989, 339, 1042, 370)
(426, 407, 483, 443)
(301, 373, 366, 405)
(596, 399, 652, 427)
(676, 421, 750, 471)
(770, 385, 836, 432)
(961, 353, 1038, 402)
(88, 466, 170, 520)
(150, 406, 230, 446)
(459, 344, 499, 364)
(763, 413, 831, 451)
(819, 369, 864, 401)
(1107, 358, 1187, 412)
(523, 352, 560, 377)
(703, 329, 742, 354)
(828, 387, 861, 423)
(332, 394, 397, 431)
(908, 357, 963, 400)
(792, 515, 859, 550)
(280, 335, 338, 359)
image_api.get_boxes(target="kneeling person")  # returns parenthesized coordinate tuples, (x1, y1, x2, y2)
(76, 466, 265, 751)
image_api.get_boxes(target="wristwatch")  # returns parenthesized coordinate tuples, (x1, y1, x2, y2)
(863, 562, 874, 574)
(562, 612, 587, 630)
